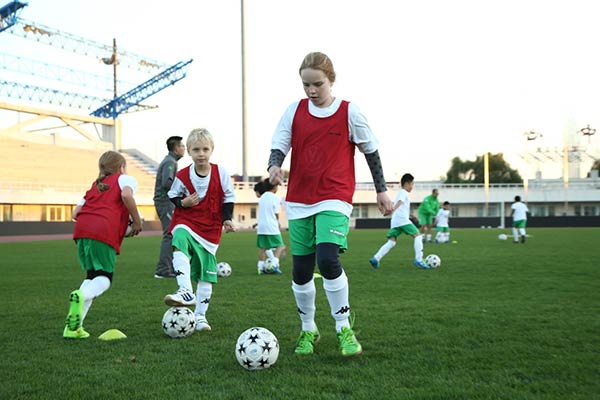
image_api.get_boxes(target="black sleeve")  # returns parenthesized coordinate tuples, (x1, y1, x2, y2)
(222, 202, 234, 222)
(267, 149, 285, 171)
(170, 196, 184, 208)
(364, 150, 388, 193)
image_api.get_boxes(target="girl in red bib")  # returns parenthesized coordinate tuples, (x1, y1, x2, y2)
(268, 52, 394, 356)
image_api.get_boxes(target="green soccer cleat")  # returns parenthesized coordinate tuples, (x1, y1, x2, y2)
(65, 289, 84, 331)
(63, 325, 90, 339)
(337, 327, 363, 357)
(294, 326, 320, 355)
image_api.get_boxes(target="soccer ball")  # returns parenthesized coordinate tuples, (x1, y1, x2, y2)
(124, 215, 135, 237)
(162, 307, 196, 338)
(235, 327, 279, 371)
(124, 215, 144, 237)
(263, 258, 275, 274)
(498, 233, 508, 241)
(217, 262, 232, 277)
(425, 254, 441, 269)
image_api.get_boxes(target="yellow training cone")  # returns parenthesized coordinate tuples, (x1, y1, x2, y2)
(98, 329, 127, 341)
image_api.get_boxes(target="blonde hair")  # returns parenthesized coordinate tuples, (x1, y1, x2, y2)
(187, 128, 214, 150)
(96, 150, 126, 192)
(299, 52, 336, 84)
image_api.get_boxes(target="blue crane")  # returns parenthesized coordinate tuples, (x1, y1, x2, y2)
(0, 0, 26, 33)
(91, 59, 193, 119)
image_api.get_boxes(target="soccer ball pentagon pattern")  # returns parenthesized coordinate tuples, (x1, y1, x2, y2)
(162, 307, 196, 338)
(425, 254, 441, 269)
(216, 262, 232, 277)
(235, 327, 279, 370)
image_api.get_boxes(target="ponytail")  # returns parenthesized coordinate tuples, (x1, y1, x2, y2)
(96, 151, 126, 192)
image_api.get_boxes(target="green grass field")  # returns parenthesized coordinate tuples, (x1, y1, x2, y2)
(1, 228, 598, 400)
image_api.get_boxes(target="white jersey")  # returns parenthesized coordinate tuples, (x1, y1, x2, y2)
(168, 164, 236, 254)
(390, 188, 411, 228)
(271, 98, 380, 220)
(435, 209, 450, 228)
(257, 191, 281, 235)
(511, 201, 528, 221)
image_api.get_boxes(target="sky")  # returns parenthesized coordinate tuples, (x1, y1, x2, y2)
(2, 0, 600, 182)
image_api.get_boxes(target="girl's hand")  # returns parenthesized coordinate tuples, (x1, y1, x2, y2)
(376, 192, 393, 215)
(223, 220, 236, 233)
(268, 166, 284, 185)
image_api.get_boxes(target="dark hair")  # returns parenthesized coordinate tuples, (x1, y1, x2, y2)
(262, 178, 275, 192)
(400, 173, 414, 186)
(254, 181, 265, 195)
(166, 136, 183, 152)
(515, 195, 521, 202)
(443, 201, 450, 206)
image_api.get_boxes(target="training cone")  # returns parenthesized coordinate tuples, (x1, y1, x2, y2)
(98, 329, 127, 341)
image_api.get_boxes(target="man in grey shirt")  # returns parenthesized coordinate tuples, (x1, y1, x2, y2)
(153, 136, 185, 278)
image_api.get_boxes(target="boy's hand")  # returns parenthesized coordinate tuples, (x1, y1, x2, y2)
(183, 193, 200, 207)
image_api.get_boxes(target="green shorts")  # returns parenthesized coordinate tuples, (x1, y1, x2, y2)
(288, 211, 349, 256)
(513, 220, 527, 228)
(418, 212, 434, 226)
(172, 229, 218, 283)
(387, 223, 419, 239)
(256, 234, 284, 249)
(436, 227, 449, 232)
(77, 238, 116, 273)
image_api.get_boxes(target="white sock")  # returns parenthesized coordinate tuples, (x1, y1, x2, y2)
(173, 251, 193, 292)
(79, 279, 93, 323)
(194, 281, 212, 319)
(414, 235, 424, 261)
(266, 249, 274, 260)
(322, 271, 350, 332)
(426, 234, 432, 242)
(374, 239, 396, 261)
(292, 279, 316, 331)
(257, 260, 265, 271)
(79, 276, 110, 322)
(445, 232, 450, 242)
(512, 227, 519, 240)
(519, 228, 526, 237)
(272, 257, 280, 267)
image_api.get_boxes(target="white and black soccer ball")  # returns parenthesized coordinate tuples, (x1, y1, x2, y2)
(498, 233, 508, 241)
(162, 307, 196, 338)
(124, 215, 144, 237)
(235, 327, 279, 371)
(217, 262, 232, 277)
(263, 258, 275, 274)
(425, 254, 441, 269)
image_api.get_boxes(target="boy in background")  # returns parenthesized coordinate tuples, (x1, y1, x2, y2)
(369, 173, 429, 270)
(434, 201, 451, 243)
(256, 178, 286, 274)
